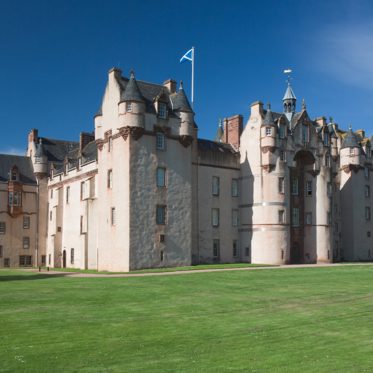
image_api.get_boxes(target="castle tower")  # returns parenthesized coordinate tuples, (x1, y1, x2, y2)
(283, 82, 296, 121)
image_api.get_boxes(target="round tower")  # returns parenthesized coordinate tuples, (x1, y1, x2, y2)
(33, 139, 48, 176)
(340, 125, 361, 171)
(118, 71, 145, 130)
(260, 103, 277, 172)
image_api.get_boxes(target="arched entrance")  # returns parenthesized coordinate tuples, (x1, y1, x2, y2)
(290, 150, 315, 264)
(62, 250, 66, 268)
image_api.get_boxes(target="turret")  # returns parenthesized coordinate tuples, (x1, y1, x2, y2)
(171, 81, 194, 146)
(260, 103, 277, 171)
(340, 125, 361, 171)
(118, 70, 145, 129)
(33, 138, 48, 176)
(283, 82, 296, 121)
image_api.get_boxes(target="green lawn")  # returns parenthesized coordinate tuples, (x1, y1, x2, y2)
(1, 266, 373, 372)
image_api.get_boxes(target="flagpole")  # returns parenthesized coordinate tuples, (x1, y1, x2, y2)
(191, 46, 194, 108)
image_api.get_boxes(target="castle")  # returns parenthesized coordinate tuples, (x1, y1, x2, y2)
(0, 68, 371, 271)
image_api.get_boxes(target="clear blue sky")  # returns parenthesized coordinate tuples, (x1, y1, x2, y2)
(0, 0, 373, 154)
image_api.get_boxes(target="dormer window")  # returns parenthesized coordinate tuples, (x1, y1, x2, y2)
(126, 102, 132, 112)
(10, 167, 19, 181)
(265, 127, 272, 136)
(158, 103, 167, 119)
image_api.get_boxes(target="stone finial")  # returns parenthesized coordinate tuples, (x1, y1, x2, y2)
(302, 98, 306, 110)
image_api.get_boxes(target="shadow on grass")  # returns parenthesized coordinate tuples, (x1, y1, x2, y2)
(0, 273, 68, 282)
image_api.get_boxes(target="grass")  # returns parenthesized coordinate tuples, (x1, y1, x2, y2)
(37, 262, 273, 274)
(1, 266, 373, 372)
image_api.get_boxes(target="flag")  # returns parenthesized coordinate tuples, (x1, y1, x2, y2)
(180, 48, 193, 63)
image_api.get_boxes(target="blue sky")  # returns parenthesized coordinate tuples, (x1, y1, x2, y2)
(0, 0, 373, 154)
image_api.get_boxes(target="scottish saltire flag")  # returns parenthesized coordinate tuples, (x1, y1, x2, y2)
(180, 48, 193, 63)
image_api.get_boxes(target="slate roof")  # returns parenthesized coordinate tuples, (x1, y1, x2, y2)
(0, 154, 36, 185)
(263, 106, 275, 126)
(39, 137, 79, 163)
(121, 72, 144, 102)
(341, 129, 360, 149)
(81, 141, 97, 164)
(170, 86, 193, 113)
(198, 139, 237, 154)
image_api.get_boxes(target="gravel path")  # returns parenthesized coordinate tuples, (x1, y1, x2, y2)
(23, 262, 373, 278)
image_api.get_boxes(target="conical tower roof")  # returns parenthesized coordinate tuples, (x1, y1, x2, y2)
(263, 104, 275, 126)
(341, 126, 360, 149)
(283, 83, 296, 101)
(122, 71, 144, 102)
(35, 139, 45, 158)
(171, 81, 193, 113)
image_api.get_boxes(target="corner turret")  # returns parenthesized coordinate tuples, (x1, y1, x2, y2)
(340, 125, 361, 171)
(260, 103, 277, 171)
(33, 138, 48, 176)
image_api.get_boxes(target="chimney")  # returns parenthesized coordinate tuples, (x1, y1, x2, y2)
(80, 132, 95, 152)
(28, 129, 38, 144)
(250, 101, 264, 118)
(163, 79, 177, 94)
(222, 115, 243, 150)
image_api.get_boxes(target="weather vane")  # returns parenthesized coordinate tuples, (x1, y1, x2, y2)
(283, 68, 293, 84)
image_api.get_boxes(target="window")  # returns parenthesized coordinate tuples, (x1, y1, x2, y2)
(107, 170, 113, 189)
(23, 216, 30, 229)
(11, 168, 18, 181)
(325, 154, 331, 167)
(350, 148, 355, 156)
(324, 133, 329, 146)
(366, 207, 371, 221)
(156, 167, 166, 187)
(66, 186, 70, 204)
(364, 167, 369, 180)
(0, 245, 2, 258)
(48, 254, 51, 265)
(126, 102, 132, 112)
(232, 209, 239, 227)
(327, 182, 333, 197)
(291, 177, 298, 195)
(265, 127, 272, 136)
(233, 240, 238, 257)
(108, 137, 113, 152)
(212, 208, 219, 227)
(245, 246, 250, 257)
(8, 191, 22, 206)
(231, 179, 239, 197)
(49, 210, 52, 221)
(278, 210, 285, 223)
(111, 207, 116, 226)
(156, 205, 166, 225)
(302, 124, 308, 143)
(279, 125, 285, 139)
(280, 150, 286, 161)
(0, 222, 6, 234)
(50, 189, 53, 199)
(278, 177, 285, 194)
(327, 212, 332, 225)
(19, 255, 32, 267)
(212, 176, 220, 196)
(71, 248, 74, 265)
(213, 239, 220, 258)
(158, 103, 167, 119)
(306, 180, 312, 196)
(23, 237, 30, 249)
(80, 216, 84, 234)
(41, 255, 46, 265)
(305, 212, 312, 225)
(366, 185, 370, 198)
(156, 133, 165, 150)
(80, 181, 85, 200)
(292, 208, 300, 227)
(4, 258, 10, 267)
